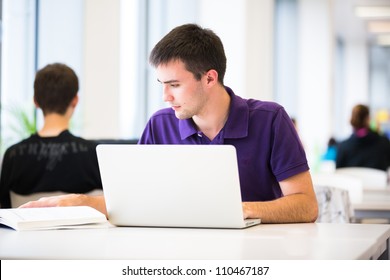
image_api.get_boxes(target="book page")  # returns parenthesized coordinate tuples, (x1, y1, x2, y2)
(0, 206, 108, 231)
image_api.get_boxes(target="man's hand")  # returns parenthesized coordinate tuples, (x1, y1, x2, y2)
(241, 171, 318, 223)
(20, 194, 87, 207)
(19, 194, 108, 217)
(242, 202, 258, 219)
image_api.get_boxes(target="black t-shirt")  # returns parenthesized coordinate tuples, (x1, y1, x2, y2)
(0, 130, 102, 208)
(336, 130, 390, 171)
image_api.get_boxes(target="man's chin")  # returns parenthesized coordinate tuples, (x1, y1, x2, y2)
(174, 112, 191, 120)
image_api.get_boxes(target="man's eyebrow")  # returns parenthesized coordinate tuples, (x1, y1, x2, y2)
(157, 78, 180, 84)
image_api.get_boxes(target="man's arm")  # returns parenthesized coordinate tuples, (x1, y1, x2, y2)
(20, 194, 108, 218)
(242, 171, 318, 223)
(19, 171, 318, 223)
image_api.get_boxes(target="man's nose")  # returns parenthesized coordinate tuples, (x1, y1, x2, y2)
(162, 86, 173, 102)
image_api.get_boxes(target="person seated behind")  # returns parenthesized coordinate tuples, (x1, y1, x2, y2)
(0, 63, 102, 208)
(322, 137, 338, 162)
(336, 104, 390, 171)
(20, 24, 318, 223)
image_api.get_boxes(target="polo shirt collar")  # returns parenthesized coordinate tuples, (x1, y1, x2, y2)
(179, 118, 198, 140)
(178, 86, 249, 140)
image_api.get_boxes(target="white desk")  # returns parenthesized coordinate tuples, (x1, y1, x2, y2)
(352, 189, 390, 221)
(0, 223, 389, 260)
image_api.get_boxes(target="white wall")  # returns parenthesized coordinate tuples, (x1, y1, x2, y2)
(119, 0, 142, 138)
(199, 0, 274, 101)
(83, 0, 121, 139)
(244, 0, 274, 101)
(297, 0, 333, 170)
(199, 0, 247, 98)
(339, 41, 369, 139)
(37, 0, 84, 132)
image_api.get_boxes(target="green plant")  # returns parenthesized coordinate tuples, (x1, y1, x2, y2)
(9, 105, 37, 136)
(0, 102, 37, 154)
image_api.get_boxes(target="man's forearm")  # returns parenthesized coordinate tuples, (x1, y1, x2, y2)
(243, 193, 318, 223)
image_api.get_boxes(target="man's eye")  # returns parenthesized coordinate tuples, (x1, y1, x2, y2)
(170, 84, 179, 88)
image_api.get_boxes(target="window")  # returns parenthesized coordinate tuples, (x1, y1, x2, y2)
(1, 0, 37, 151)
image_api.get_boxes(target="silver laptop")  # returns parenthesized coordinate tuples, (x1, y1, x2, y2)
(96, 144, 260, 229)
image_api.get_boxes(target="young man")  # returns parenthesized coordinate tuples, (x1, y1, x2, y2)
(0, 63, 102, 208)
(21, 25, 318, 223)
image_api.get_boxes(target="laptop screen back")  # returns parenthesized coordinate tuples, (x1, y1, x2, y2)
(96, 144, 259, 228)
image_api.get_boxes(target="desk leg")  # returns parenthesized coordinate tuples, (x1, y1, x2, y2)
(378, 238, 389, 260)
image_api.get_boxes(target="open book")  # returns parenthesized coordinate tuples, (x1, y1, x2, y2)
(0, 206, 109, 231)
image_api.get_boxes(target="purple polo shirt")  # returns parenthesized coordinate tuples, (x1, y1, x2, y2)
(139, 87, 309, 202)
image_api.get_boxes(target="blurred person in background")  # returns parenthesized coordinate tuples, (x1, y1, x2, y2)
(322, 137, 338, 162)
(336, 104, 390, 171)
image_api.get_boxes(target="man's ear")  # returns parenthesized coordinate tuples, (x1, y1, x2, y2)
(205, 69, 218, 86)
(70, 95, 79, 108)
(33, 97, 39, 109)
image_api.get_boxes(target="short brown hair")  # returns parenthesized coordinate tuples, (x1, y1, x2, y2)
(34, 63, 79, 115)
(350, 104, 369, 130)
(149, 23, 227, 85)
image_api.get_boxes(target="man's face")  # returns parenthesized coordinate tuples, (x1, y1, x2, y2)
(156, 60, 207, 120)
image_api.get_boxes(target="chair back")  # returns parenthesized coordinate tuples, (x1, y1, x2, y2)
(312, 173, 363, 204)
(314, 185, 352, 223)
(335, 167, 388, 189)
